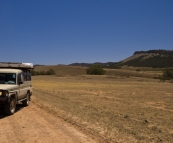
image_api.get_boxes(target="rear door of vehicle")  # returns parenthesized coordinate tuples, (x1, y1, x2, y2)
(17, 73, 26, 99)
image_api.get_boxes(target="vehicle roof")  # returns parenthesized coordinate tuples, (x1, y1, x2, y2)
(0, 69, 22, 73)
(0, 62, 34, 69)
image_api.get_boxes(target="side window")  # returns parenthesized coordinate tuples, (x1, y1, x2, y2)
(22, 70, 31, 81)
(26, 71, 31, 81)
(23, 71, 27, 81)
(17, 73, 22, 84)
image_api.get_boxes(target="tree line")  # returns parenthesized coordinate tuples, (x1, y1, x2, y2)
(31, 69, 56, 76)
(134, 49, 173, 55)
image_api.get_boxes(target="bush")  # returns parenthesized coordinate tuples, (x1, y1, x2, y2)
(31, 69, 56, 76)
(87, 64, 106, 75)
(46, 69, 56, 75)
(160, 68, 173, 81)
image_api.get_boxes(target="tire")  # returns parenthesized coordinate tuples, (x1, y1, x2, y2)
(23, 93, 30, 106)
(4, 97, 16, 115)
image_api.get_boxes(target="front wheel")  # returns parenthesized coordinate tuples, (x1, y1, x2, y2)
(4, 98, 16, 115)
(23, 93, 30, 106)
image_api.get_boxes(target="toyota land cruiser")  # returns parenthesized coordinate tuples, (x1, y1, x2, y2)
(0, 62, 34, 115)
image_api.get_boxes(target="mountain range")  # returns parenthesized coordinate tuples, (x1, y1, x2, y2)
(69, 50, 173, 68)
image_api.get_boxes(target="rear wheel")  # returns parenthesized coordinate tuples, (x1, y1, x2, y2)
(23, 93, 30, 106)
(4, 97, 16, 115)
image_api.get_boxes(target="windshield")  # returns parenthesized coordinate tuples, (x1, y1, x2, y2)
(0, 73, 16, 84)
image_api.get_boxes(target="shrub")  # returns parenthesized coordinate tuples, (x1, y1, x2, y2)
(86, 64, 106, 75)
(46, 69, 56, 75)
(31, 69, 56, 76)
(160, 68, 173, 81)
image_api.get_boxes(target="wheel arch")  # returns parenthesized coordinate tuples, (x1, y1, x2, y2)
(9, 92, 17, 99)
(27, 90, 31, 95)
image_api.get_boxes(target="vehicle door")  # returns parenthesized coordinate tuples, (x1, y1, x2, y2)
(18, 72, 26, 99)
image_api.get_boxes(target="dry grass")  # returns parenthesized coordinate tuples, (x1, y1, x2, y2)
(32, 74, 173, 143)
(34, 65, 87, 76)
(34, 65, 162, 79)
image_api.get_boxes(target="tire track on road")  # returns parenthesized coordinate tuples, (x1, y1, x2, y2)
(0, 102, 96, 143)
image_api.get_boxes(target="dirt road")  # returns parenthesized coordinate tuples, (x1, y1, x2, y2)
(0, 102, 96, 143)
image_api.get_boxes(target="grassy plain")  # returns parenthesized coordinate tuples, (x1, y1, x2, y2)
(32, 67, 173, 142)
(34, 65, 162, 79)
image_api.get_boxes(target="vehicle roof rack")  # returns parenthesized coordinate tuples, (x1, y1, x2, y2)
(0, 62, 34, 69)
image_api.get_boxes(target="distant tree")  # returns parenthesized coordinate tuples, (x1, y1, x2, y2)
(40, 71, 45, 75)
(46, 69, 56, 75)
(86, 64, 106, 75)
(30, 70, 36, 76)
(161, 68, 173, 80)
(31, 69, 56, 76)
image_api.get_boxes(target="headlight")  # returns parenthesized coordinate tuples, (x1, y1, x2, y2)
(0, 90, 9, 96)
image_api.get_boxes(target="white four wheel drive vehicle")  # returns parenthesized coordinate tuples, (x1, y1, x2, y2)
(0, 62, 34, 115)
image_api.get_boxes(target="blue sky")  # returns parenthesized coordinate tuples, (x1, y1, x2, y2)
(0, 0, 173, 65)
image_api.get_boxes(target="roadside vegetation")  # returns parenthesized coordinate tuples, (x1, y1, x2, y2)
(86, 64, 106, 75)
(31, 69, 56, 76)
(160, 68, 173, 81)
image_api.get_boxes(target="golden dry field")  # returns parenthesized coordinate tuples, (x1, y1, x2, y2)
(32, 68, 173, 142)
(34, 65, 162, 79)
